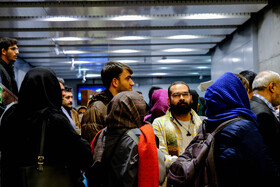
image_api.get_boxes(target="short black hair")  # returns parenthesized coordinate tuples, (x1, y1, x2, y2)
(168, 81, 190, 99)
(0, 37, 18, 53)
(101, 61, 133, 89)
(148, 86, 162, 102)
(64, 86, 72, 92)
(239, 70, 257, 92)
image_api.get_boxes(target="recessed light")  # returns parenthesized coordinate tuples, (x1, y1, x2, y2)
(197, 66, 208, 69)
(52, 37, 91, 41)
(86, 74, 100, 78)
(112, 49, 140, 53)
(42, 17, 79, 21)
(166, 35, 201, 39)
(151, 73, 167, 76)
(158, 59, 183, 63)
(163, 48, 196, 53)
(110, 15, 150, 21)
(63, 50, 88, 54)
(112, 36, 148, 40)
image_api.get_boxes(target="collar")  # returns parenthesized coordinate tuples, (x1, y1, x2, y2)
(254, 94, 279, 121)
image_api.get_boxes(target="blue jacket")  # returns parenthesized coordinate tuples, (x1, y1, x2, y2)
(214, 119, 279, 187)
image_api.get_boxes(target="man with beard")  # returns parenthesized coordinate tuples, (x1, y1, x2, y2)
(152, 81, 202, 171)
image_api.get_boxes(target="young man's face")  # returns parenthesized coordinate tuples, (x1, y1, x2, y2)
(116, 69, 135, 93)
(1, 45, 19, 63)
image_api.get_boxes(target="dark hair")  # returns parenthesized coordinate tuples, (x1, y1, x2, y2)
(64, 86, 73, 92)
(239, 70, 257, 93)
(235, 73, 250, 93)
(148, 86, 162, 102)
(168, 81, 190, 99)
(101, 61, 133, 89)
(190, 90, 199, 113)
(0, 38, 18, 53)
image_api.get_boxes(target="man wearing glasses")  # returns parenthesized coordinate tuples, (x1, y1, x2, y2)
(152, 81, 202, 173)
(0, 37, 19, 97)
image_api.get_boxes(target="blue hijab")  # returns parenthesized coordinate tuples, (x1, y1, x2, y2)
(204, 72, 258, 124)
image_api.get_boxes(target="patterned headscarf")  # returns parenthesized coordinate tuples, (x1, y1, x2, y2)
(106, 91, 147, 128)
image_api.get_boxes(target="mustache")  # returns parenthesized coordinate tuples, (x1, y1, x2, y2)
(177, 100, 189, 105)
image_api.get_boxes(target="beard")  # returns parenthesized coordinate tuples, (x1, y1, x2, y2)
(170, 100, 192, 115)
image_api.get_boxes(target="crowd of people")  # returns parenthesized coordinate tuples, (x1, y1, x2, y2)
(1, 37, 280, 187)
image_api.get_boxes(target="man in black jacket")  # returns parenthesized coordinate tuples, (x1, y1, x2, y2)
(0, 38, 19, 115)
(250, 70, 280, 167)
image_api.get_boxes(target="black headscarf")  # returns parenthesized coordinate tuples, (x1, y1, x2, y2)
(18, 67, 62, 114)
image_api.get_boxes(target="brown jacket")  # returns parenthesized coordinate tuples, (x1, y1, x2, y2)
(81, 90, 113, 143)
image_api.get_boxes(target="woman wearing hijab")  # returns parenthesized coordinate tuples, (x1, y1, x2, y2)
(204, 72, 280, 187)
(89, 91, 161, 187)
(144, 89, 169, 124)
(0, 67, 93, 187)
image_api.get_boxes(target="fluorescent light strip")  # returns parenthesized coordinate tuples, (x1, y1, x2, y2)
(163, 48, 197, 53)
(53, 37, 91, 41)
(167, 35, 202, 39)
(42, 17, 79, 21)
(86, 74, 100, 78)
(158, 59, 183, 63)
(112, 36, 148, 40)
(110, 15, 151, 21)
(112, 49, 140, 53)
(63, 50, 88, 54)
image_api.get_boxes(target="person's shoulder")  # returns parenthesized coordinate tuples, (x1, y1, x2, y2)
(223, 119, 258, 136)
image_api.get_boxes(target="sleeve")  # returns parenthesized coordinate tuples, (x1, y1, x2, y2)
(81, 102, 106, 143)
(51, 115, 93, 171)
(152, 118, 178, 169)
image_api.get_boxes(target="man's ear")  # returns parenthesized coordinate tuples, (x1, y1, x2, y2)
(268, 82, 276, 93)
(112, 77, 119, 88)
(168, 98, 170, 106)
(1, 48, 6, 56)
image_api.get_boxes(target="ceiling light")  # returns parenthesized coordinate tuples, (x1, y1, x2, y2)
(197, 66, 208, 69)
(112, 49, 140, 53)
(119, 60, 138, 63)
(163, 48, 196, 53)
(52, 37, 90, 41)
(63, 50, 88, 54)
(191, 72, 199, 75)
(110, 15, 150, 21)
(158, 59, 183, 63)
(167, 35, 202, 39)
(232, 58, 241, 62)
(42, 17, 79, 22)
(183, 13, 236, 20)
(112, 36, 148, 40)
(70, 61, 92, 64)
(151, 73, 167, 76)
(86, 74, 100, 78)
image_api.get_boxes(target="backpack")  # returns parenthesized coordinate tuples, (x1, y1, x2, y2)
(167, 117, 242, 187)
(86, 128, 140, 187)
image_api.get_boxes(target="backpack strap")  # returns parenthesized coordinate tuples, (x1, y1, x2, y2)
(127, 130, 139, 144)
(211, 116, 243, 136)
(207, 116, 243, 186)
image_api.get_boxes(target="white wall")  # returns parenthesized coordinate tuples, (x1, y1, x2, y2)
(257, 4, 280, 73)
(211, 22, 257, 81)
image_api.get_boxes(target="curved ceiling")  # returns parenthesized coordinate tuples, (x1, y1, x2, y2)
(0, 0, 268, 80)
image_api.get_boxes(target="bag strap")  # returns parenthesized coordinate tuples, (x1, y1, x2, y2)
(126, 129, 139, 145)
(211, 116, 243, 136)
(37, 118, 47, 172)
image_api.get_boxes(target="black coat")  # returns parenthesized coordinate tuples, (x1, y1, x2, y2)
(0, 58, 18, 96)
(250, 96, 280, 167)
(0, 67, 93, 187)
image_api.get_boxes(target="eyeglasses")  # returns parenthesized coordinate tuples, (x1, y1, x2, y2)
(171, 92, 190, 98)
